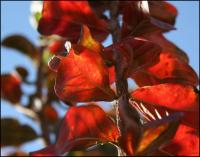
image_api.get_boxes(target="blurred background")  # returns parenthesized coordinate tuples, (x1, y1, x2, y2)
(1, 1, 199, 156)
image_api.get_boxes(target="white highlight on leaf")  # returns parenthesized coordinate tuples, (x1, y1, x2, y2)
(138, 1, 149, 14)
(155, 108, 162, 119)
(33, 98, 42, 112)
(166, 110, 169, 116)
(129, 99, 151, 121)
(64, 41, 72, 54)
(140, 103, 156, 120)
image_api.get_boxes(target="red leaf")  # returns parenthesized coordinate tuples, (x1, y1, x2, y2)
(149, 1, 177, 26)
(50, 25, 116, 102)
(1, 73, 22, 103)
(43, 105, 58, 123)
(145, 33, 189, 63)
(120, 1, 174, 39)
(118, 98, 181, 156)
(135, 121, 179, 156)
(161, 124, 199, 156)
(104, 37, 161, 83)
(131, 83, 199, 129)
(132, 33, 198, 86)
(48, 39, 66, 55)
(38, 1, 109, 42)
(30, 104, 120, 156)
(54, 48, 115, 102)
(132, 51, 198, 86)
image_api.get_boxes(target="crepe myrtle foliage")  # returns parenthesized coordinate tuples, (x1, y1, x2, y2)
(1, 1, 199, 156)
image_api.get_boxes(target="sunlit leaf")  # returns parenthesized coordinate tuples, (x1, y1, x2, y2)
(78, 25, 103, 54)
(1, 35, 38, 59)
(161, 124, 199, 156)
(38, 1, 109, 42)
(118, 98, 181, 156)
(1, 73, 22, 104)
(54, 47, 116, 102)
(47, 39, 66, 55)
(131, 83, 199, 128)
(132, 51, 198, 86)
(1, 118, 37, 146)
(30, 104, 119, 156)
(135, 119, 180, 156)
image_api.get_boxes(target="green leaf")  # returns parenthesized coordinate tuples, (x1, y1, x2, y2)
(1, 118, 38, 146)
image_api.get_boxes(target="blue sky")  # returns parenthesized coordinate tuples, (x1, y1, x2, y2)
(1, 1, 199, 155)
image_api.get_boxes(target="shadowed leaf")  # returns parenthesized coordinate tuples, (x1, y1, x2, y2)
(1, 35, 38, 59)
(104, 37, 161, 83)
(120, 1, 174, 39)
(1, 118, 37, 146)
(149, 1, 177, 26)
(1, 73, 22, 104)
(38, 1, 109, 42)
(30, 104, 119, 156)
(15, 66, 29, 81)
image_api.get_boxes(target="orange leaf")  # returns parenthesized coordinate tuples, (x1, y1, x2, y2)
(30, 104, 120, 156)
(132, 51, 198, 86)
(161, 124, 199, 156)
(38, 1, 108, 42)
(131, 83, 199, 129)
(78, 25, 103, 54)
(54, 47, 116, 102)
(119, 98, 181, 156)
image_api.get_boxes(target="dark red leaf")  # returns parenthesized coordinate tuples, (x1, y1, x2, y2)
(149, 1, 177, 26)
(1, 118, 37, 146)
(15, 66, 29, 81)
(38, 1, 109, 42)
(30, 104, 120, 156)
(145, 33, 189, 63)
(1, 35, 38, 59)
(43, 105, 58, 123)
(120, 1, 174, 39)
(132, 33, 198, 86)
(1, 73, 22, 104)
(47, 39, 66, 55)
(104, 37, 161, 83)
(132, 51, 198, 86)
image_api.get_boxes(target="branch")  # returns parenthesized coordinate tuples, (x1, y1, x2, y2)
(109, 3, 141, 153)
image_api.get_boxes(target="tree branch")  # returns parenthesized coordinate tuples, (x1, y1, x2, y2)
(109, 2, 141, 150)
